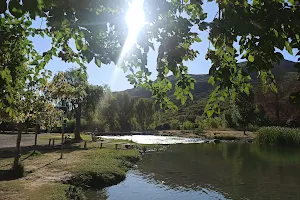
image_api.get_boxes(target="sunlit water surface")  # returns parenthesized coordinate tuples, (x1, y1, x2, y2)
(101, 135, 205, 144)
(86, 137, 300, 200)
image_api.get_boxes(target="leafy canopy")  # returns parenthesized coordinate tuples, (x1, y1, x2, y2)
(1, 0, 300, 117)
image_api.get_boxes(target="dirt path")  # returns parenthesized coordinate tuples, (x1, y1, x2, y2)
(0, 134, 37, 148)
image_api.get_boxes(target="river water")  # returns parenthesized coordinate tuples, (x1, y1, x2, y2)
(86, 137, 300, 200)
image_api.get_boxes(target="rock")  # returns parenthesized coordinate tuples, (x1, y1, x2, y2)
(213, 139, 221, 144)
(247, 140, 253, 143)
(204, 140, 210, 144)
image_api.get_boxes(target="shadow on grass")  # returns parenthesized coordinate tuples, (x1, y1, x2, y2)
(0, 169, 20, 181)
(0, 144, 85, 158)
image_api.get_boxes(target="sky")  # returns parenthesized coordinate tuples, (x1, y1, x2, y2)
(31, 1, 298, 92)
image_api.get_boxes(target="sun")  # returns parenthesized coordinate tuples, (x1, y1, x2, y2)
(123, 0, 145, 53)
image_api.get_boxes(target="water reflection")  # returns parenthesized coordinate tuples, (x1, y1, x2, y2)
(87, 143, 300, 200)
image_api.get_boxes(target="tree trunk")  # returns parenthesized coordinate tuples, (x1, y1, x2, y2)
(13, 123, 22, 170)
(33, 124, 40, 153)
(75, 103, 82, 141)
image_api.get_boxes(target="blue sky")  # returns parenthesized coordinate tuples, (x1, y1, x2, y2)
(31, 1, 297, 92)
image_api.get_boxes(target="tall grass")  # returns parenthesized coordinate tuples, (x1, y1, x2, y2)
(256, 127, 300, 147)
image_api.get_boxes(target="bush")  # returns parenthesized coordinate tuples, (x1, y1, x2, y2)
(256, 127, 300, 147)
(170, 119, 180, 130)
(194, 127, 204, 136)
(196, 115, 227, 130)
(182, 121, 195, 130)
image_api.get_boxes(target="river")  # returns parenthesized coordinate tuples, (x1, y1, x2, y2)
(86, 136, 300, 200)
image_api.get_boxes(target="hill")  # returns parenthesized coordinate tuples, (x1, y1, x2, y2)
(124, 59, 297, 100)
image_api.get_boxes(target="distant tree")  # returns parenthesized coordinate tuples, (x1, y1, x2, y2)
(233, 90, 256, 135)
(134, 98, 154, 130)
(170, 119, 180, 130)
(115, 92, 135, 131)
(99, 89, 119, 131)
(82, 85, 104, 127)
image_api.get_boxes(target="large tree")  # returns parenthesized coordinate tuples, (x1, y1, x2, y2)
(48, 68, 87, 141)
(233, 90, 256, 135)
(134, 98, 154, 130)
(82, 85, 104, 128)
(115, 92, 136, 131)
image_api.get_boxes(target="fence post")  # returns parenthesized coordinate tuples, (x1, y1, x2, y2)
(100, 143, 103, 149)
(48, 139, 52, 147)
(115, 144, 118, 150)
(84, 141, 87, 149)
(52, 139, 55, 148)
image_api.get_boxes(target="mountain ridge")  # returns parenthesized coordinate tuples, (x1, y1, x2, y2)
(123, 60, 298, 99)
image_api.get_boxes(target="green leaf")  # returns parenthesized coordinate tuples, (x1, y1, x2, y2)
(288, 0, 294, 4)
(285, 41, 293, 55)
(194, 36, 202, 42)
(270, 82, 278, 93)
(75, 39, 83, 51)
(25, 20, 32, 26)
(207, 110, 214, 117)
(248, 54, 254, 62)
(94, 57, 101, 67)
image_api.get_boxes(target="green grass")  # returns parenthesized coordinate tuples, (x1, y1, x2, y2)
(0, 139, 140, 199)
(255, 127, 300, 147)
(66, 148, 140, 188)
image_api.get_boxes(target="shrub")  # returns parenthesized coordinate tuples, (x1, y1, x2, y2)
(255, 127, 300, 147)
(170, 119, 180, 130)
(194, 127, 204, 136)
(182, 121, 195, 130)
(195, 115, 227, 130)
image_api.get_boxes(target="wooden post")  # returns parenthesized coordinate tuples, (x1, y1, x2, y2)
(60, 124, 64, 159)
(52, 139, 55, 148)
(100, 143, 103, 149)
(84, 141, 87, 149)
(49, 139, 52, 147)
(115, 144, 118, 150)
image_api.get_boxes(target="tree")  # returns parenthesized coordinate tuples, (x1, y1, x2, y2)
(2, 0, 300, 117)
(0, 0, 207, 115)
(233, 90, 256, 135)
(115, 92, 136, 131)
(82, 85, 104, 127)
(134, 98, 154, 130)
(48, 68, 87, 140)
(255, 73, 300, 126)
(98, 89, 119, 132)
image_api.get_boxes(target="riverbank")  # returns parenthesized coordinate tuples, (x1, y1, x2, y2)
(0, 140, 140, 200)
(156, 130, 255, 142)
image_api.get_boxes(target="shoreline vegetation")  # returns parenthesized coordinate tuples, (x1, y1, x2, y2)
(256, 127, 300, 147)
(0, 138, 141, 200)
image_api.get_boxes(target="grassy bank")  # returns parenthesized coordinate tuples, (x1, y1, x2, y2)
(255, 127, 300, 147)
(0, 139, 140, 200)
